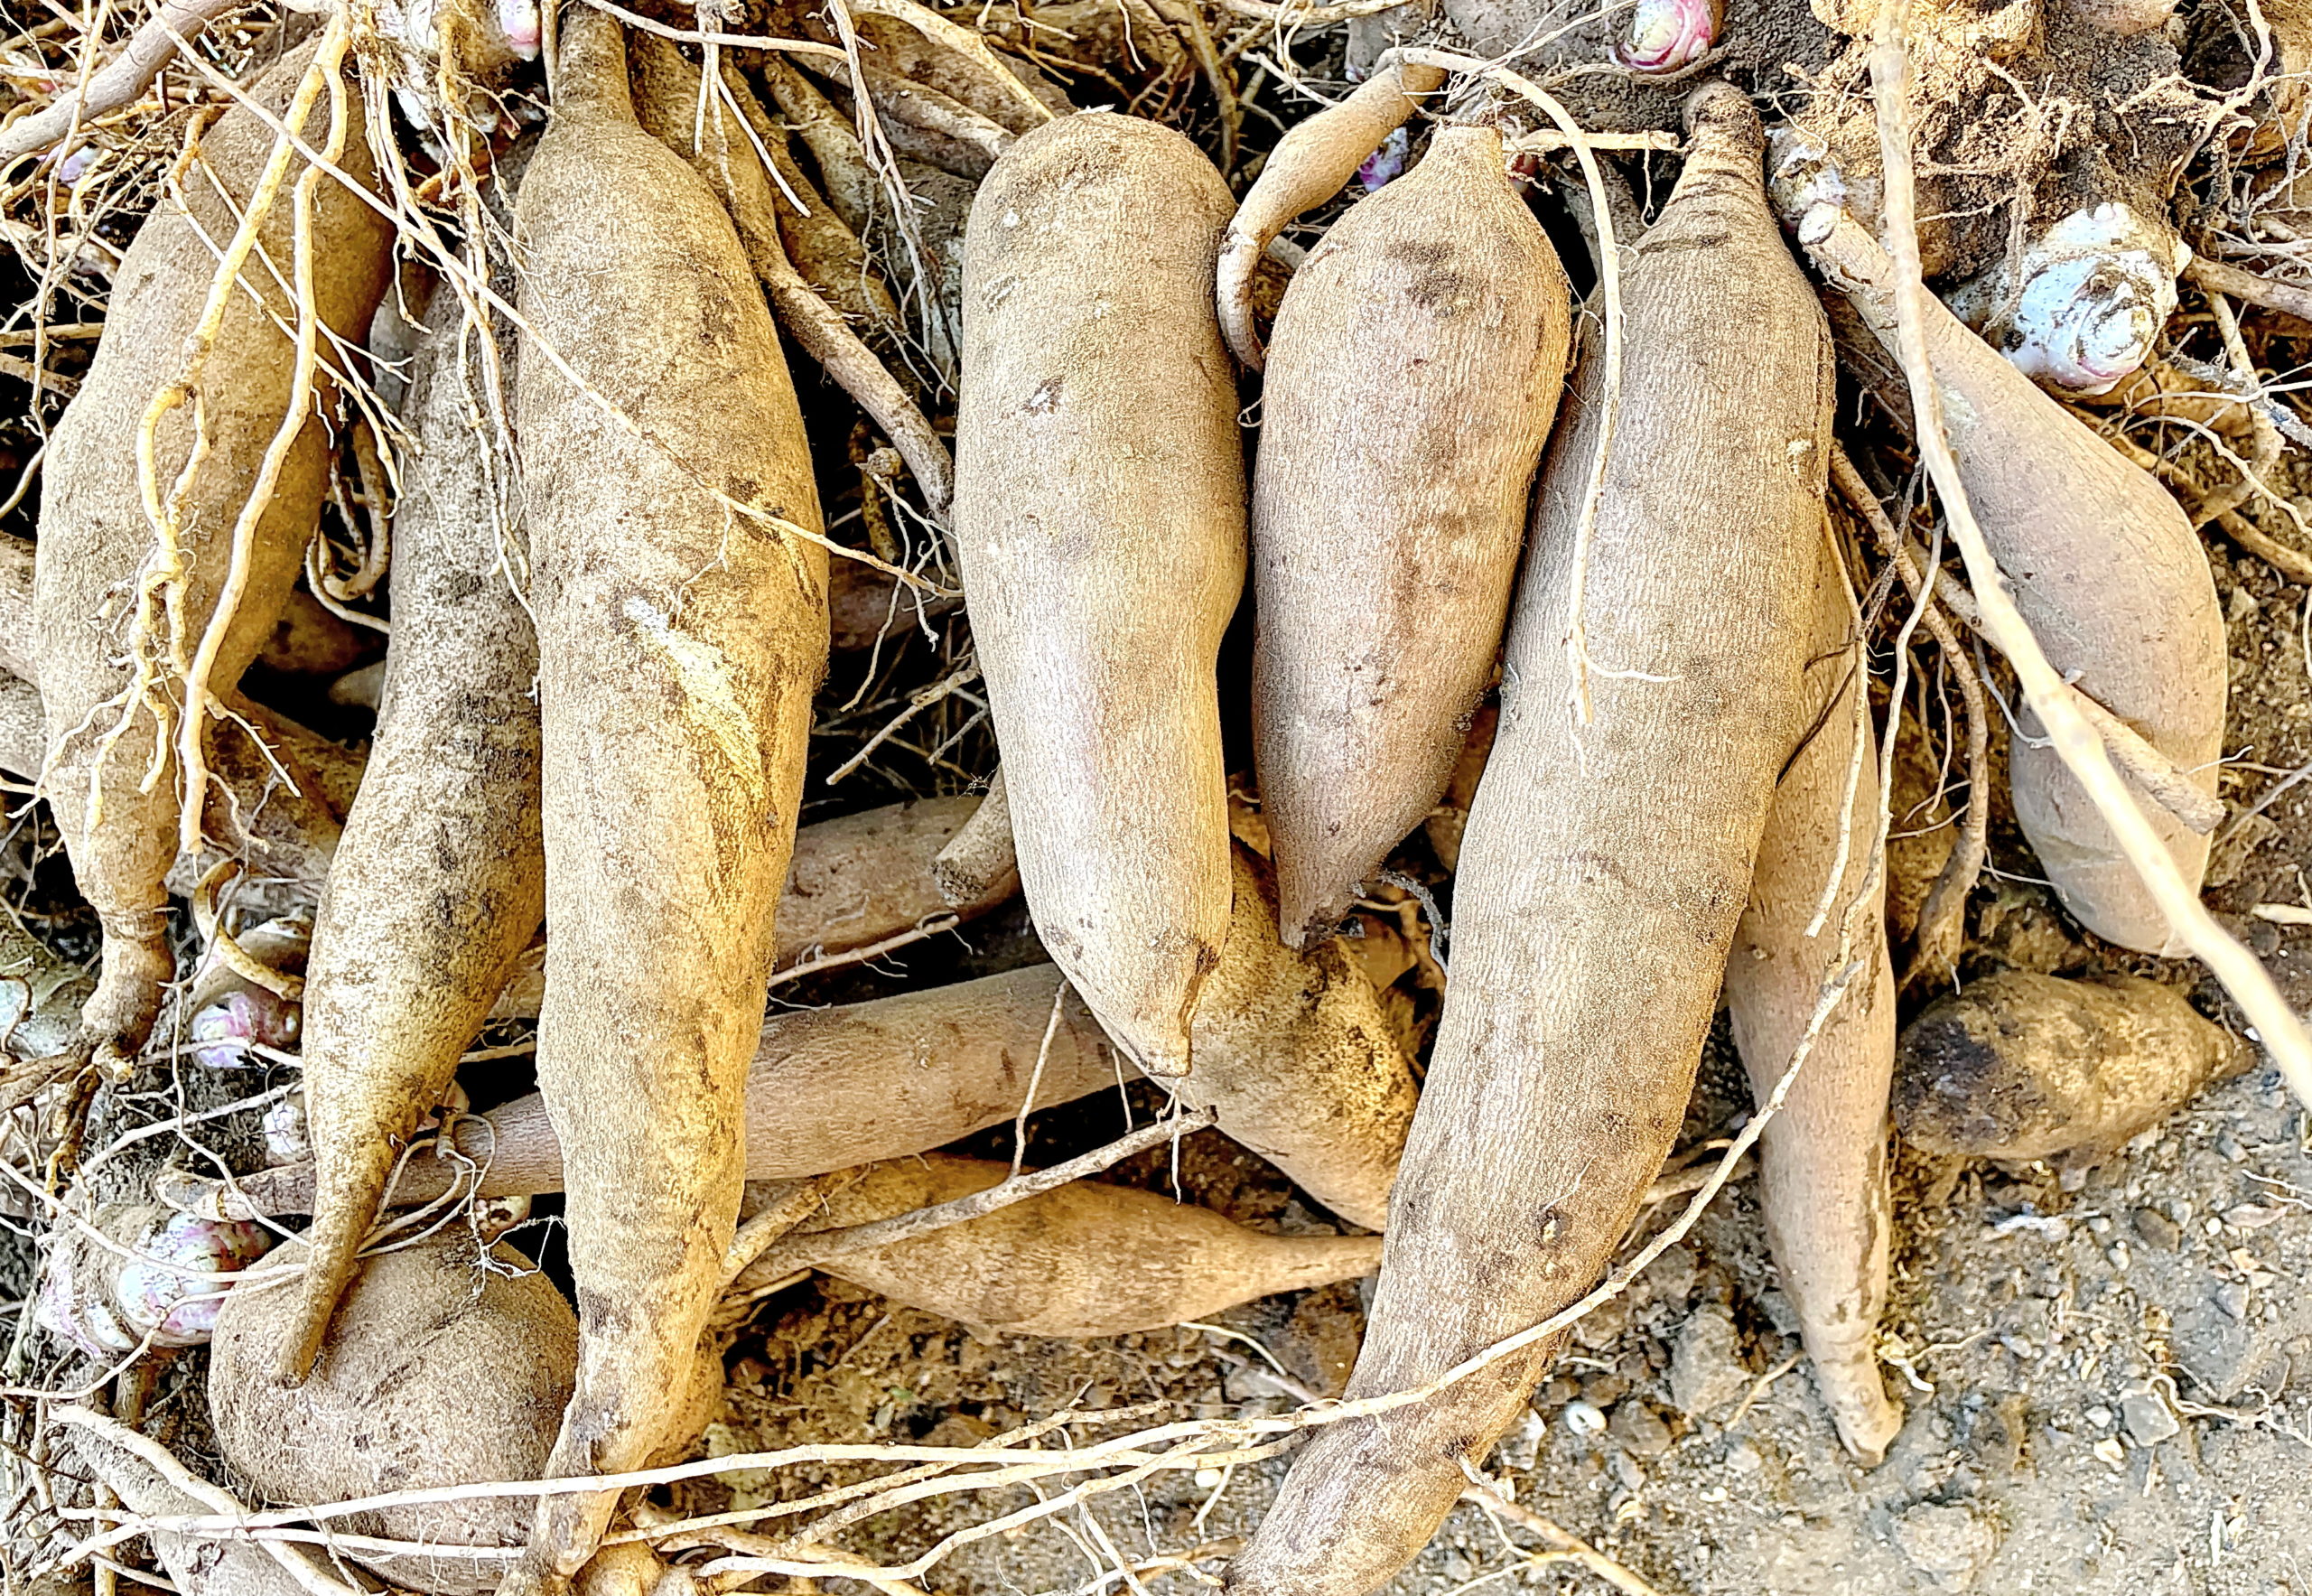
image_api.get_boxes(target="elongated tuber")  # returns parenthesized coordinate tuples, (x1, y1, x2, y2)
(34, 36, 391, 1065)
(1896, 969, 2250, 1163)
(1216, 56, 1447, 369)
(511, 12, 827, 1584)
(1252, 123, 1570, 945)
(798, 1154, 1382, 1337)
(281, 279, 545, 1383)
(954, 111, 1245, 1077)
(1723, 548, 1901, 1464)
(1803, 205, 2225, 955)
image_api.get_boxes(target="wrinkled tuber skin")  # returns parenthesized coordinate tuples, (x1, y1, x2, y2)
(1229, 86, 1832, 1596)
(34, 39, 392, 1069)
(283, 261, 545, 1385)
(1896, 970, 2251, 1164)
(35, 1203, 272, 1356)
(511, 11, 828, 1589)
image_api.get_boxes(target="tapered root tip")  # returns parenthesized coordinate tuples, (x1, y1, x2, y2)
(271, 1190, 383, 1386)
(273, 1274, 342, 1387)
(1273, 865, 1352, 957)
(1217, 229, 1267, 371)
(1813, 1354, 1904, 1466)
(1835, 1391, 1904, 1468)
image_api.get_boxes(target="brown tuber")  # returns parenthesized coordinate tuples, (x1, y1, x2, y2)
(1722, 550, 1902, 1464)
(210, 1231, 575, 1596)
(1895, 969, 2251, 1164)
(282, 278, 545, 1384)
(1803, 206, 2225, 955)
(784, 1154, 1383, 1337)
(1229, 84, 1836, 1595)
(233, 847, 1417, 1232)
(1216, 55, 1447, 369)
(1251, 122, 1571, 945)
(33, 36, 392, 1067)
(510, 10, 828, 1585)
(954, 111, 1245, 1078)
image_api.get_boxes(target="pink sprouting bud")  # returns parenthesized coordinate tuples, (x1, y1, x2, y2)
(1357, 127, 1411, 191)
(498, 0, 543, 60)
(188, 989, 300, 1069)
(35, 1203, 274, 1357)
(1618, 0, 1721, 76)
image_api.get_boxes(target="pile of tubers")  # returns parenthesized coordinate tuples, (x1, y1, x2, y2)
(3, 0, 2306, 1586)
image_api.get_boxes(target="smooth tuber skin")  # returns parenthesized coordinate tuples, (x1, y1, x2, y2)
(954, 111, 1245, 1078)
(510, 13, 828, 1588)
(1896, 969, 2250, 1163)
(793, 1155, 1383, 1337)
(280, 284, 545, 1384)
(1228, 85, 1834, 1596)
(33, 38, 391, 1069)
(1252, 123, 1571, 946)
(1803, 207, 2224, 956)
(210, 1233, 575, 1596)
(1216, 56, 1448, 369)
(1723, 549, 1902, 1465)
(234, 963, 1125, 1216)
(1423, 703, 1496, 874)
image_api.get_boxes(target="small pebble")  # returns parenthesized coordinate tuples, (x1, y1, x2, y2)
(2093, 1436, 2127, 1467)
(1562, 1399, 1607, 1437)
(2121, 1389, 2180, 1446)
(2133, 1207, 2182, 1251)
(1667, 1304, 1749, 1419)
(2217, 1281, 2253, 1321)
(1609, 1400, 1673, 1460)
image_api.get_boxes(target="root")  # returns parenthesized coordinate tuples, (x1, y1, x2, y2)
(1832, 444, 1990, 988)
(2189, 252, 2312, 325)
(729, 1106, 1217, 1289)
(173, 18, 356, 857)
(849, 0, 1060, 128)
